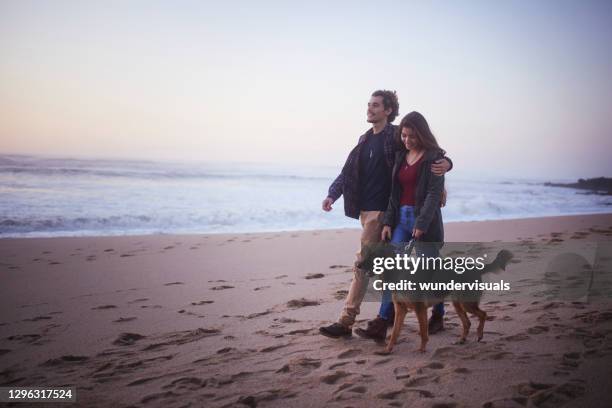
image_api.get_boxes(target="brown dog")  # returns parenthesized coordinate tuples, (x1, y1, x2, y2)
(380, 249, 513, 354)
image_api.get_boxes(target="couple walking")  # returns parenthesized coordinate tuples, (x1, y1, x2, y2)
(320, 90, 452, 341)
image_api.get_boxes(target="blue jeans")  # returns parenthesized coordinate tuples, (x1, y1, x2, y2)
(378, 205, 445, 320)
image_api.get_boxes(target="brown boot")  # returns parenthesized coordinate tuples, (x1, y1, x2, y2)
(355, 317, 388, 341)
(428, 311, 444, 334)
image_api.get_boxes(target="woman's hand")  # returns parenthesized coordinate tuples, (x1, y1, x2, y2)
(413, 228, 424, 239)
(381, 226, 392, 241)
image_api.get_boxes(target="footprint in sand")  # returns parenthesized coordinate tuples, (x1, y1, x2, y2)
(140, 391, 183, 405)
(328, 361, 350, 370)
(508, 379, 585, 407)
(41, 355, 89, 367)
(92, 305, 117, 310)
(480, 351, 515, 361)
(128, 374, 170, 387)
(128, 298, 149, 304)
(23, 315, 52, 322)
(276, 357, 321, 376)
(376, 388, 408, 400)
(373, 357, 394, 365)
(191, 300, 214, 306)
(286, 328, 311, 335)
(162, 376, 206, 391)
(431, 346, 456, 359)
(286, 298, 320, 308)
(526, 325, 550, 334)
(334, 290, 348, 300)
(404, 373, 437, 387)
(559, 352, 582, 369)
(393, 366, 411, 379)
(424, 361, 445, 369)
(501, 333, 530, 342)
(143, 328, 220, 351)
(113, 333, 146, 346)
(305, 273, 325, 279)
(347, 385, 367, 393)
(211, 285, 235, 290)
(337, 348, 361, 359)
(260, 343, 291, 353)
(236, 389, 298, 407)
(113, 317, 137, 323)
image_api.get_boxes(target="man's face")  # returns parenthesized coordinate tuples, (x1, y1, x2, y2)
(367, 96, 391, 124)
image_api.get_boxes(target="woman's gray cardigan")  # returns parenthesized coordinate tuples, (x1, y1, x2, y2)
(383, 149, 445, 243)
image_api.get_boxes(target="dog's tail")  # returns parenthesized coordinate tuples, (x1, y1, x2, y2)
(481, 249, 514, 275)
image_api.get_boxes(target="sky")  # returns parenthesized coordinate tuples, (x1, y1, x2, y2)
(1, 0, 611, 179)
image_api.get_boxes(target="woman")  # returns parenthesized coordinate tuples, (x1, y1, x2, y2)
(356, 111, 446, 340)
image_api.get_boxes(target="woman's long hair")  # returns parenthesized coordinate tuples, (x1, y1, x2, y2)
(395, 111, 445, 155)
(397, 111, 448, 206)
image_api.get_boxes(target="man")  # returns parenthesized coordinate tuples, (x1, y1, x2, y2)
(319, 90, 452, 339)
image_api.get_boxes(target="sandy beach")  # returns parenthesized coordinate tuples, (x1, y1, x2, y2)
(2, 213, 612, 407)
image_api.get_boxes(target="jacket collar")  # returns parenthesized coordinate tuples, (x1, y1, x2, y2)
(364, 122, 395, 140)
(396, 148, 441, 163)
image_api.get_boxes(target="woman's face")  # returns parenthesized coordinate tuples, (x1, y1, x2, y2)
(401, 127, 420, 150)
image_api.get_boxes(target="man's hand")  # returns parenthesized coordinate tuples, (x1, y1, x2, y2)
(381, 226, 392, 241)
(431, 158, 451, 176)
(413, 228, 424, 239)
(322, 197, 335, 212)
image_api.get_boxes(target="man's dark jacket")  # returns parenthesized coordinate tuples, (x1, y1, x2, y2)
(327, 123, 452, 220)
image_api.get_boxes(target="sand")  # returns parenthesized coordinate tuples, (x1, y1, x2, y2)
(1, 213, 612, 407)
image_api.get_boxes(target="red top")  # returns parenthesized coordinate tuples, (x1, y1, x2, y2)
(398, 155, 423, 205)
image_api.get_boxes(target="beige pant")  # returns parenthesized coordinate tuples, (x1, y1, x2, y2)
(338, 210, 385, 328)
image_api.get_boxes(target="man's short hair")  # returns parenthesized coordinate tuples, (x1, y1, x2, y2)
(371, 90, 399, 123)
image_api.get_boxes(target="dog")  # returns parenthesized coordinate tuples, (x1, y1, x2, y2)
(362, 241, 513, 354)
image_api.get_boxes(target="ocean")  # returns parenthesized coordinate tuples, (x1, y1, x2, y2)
(1, 154, 610, 238)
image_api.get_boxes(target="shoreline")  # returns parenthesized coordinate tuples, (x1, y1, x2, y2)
(2, 211, 612, 241)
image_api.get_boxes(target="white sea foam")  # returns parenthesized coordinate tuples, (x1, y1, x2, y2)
(1, 154, 610, 237)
